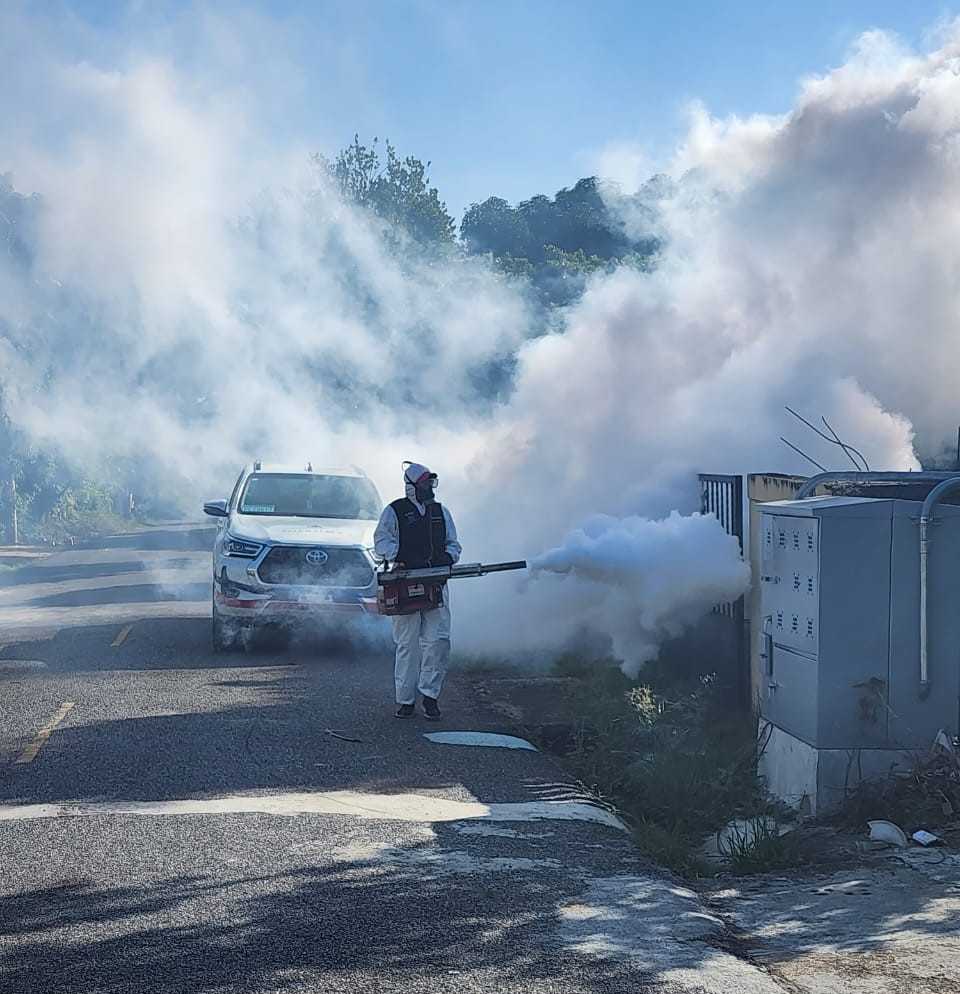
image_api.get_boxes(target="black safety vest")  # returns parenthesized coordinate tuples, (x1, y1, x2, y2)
(391, 498, 448, 569)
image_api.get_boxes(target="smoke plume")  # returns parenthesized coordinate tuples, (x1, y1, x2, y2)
(4, 11, 960, 671)
(530, 514, 751, 676)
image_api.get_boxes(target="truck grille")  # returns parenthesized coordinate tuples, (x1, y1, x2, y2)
(258, 547, 374, 587)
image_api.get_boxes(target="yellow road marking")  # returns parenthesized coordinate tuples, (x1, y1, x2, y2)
(15, 703, 75, 765)
(111, 624, 134, 647)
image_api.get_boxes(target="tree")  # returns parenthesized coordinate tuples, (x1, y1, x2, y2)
(0, 173, 40, 269)
(460, 176, 659, 308)
(461, 197, 534, 259)
(462, 179, 638, 266)
(316, 136, 455, 246)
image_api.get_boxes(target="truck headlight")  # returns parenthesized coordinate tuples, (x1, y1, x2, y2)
(224, 537, 263, 558)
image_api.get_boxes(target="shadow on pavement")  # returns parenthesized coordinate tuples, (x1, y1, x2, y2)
(2, 839, 955, 993)
(0, 621, 586, 811)
(0, 619, 392, 673)
(0, 851, 656, 994)
(0, 699, 421, 805)
(0, 559, 202, 589)
(73, 525, 216, 553)
(0, 668, 541, 805)
(10, 580, 210, 608)
(13, 582, 211, 609)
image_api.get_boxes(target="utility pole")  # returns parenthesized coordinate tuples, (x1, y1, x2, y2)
(10, 473, 17, 546)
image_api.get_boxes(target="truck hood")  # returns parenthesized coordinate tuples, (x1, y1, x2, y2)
(229, 514, 377, 548)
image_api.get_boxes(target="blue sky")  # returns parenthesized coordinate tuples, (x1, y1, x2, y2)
(17, 1, 960, 217)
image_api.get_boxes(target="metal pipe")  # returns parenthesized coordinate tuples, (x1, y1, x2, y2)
(918, 476, 960, 697)
(920, 514, 930, 696)
(795, 471, 960, 500)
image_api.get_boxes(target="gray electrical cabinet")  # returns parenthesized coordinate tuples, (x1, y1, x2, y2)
(758, 497, 960, 812)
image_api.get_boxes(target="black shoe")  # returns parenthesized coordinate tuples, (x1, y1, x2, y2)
(395, 703, 415, 719)
(422, 696, 441, 719)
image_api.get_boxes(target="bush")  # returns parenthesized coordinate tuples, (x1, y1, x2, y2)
(10, 481, 140, 544)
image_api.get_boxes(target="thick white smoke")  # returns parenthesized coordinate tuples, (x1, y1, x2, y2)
(3, 12, 960, 673)
(0, 10, 529, 498)
(452, 30, 959, 664)
(530, 514, 751, 676)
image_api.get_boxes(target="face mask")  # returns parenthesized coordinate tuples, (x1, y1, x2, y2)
(414, 481, 435, 504)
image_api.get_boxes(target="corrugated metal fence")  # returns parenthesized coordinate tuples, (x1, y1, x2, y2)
(698, 473, 748, 704)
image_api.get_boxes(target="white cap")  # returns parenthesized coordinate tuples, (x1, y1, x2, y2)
(404, 462, 433, 484)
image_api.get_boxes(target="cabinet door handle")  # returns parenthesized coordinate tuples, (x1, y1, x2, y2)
(759, 616, 774, 677)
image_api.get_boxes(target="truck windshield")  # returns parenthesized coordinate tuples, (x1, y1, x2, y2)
(238, 474, 381, 519)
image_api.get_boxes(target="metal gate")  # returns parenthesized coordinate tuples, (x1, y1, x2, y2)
(698, 473, 748, 703)
(699, 474, 745, 605)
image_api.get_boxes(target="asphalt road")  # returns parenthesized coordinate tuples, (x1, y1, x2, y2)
(0, 524, 786, 993)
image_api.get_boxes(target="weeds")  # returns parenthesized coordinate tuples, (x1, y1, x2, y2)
(832, 745, 960, 837)
(632, 822, 711, 878)
(716, 816, 796, 875)
(525, 655, 772, 877)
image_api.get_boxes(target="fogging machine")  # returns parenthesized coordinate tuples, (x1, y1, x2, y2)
(377, 560, 527, 616)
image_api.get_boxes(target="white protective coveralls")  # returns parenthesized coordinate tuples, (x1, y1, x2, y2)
(373, 464, 462, 705)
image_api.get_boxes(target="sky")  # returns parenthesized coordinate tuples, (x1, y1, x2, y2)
(11, 0, 960, 217)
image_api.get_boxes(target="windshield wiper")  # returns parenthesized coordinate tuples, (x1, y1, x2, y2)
(274, 512, 357, 519)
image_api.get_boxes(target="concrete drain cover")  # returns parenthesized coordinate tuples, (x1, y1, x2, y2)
(423, 731, 538, 751)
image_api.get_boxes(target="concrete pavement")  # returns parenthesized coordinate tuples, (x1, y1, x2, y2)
(0, 524, 786, 993)
(706, 850, 960, 993)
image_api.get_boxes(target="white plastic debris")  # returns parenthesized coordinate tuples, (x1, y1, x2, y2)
(934, 728, 956, 753)
(701, 817, 793, 861)
(911, 829, 942, 846)
(422, 731, 538, 751)
(867, 819, 909, 847)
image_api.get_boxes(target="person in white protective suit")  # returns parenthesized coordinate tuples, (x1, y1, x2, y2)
(374, 462, 462, 719)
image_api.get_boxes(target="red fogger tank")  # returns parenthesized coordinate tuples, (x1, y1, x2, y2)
(376, 561, 527, 616)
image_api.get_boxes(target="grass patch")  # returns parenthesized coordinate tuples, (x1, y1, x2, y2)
(519, 653, 782, 878)
(715, 816, 797, 875)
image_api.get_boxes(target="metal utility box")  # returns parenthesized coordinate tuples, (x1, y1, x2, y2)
(757, 497, 960, 814)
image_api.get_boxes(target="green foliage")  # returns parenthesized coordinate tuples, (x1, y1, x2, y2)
(632, 822, 711, 879)
(317, 136, 456, 246)
(716, 816, 796, 875)
(545, 245, 613, 275)
(462, 178, 633, 262)
(3, 477, 135, 544)
(0, 394, 141, 544)
(461, 176, 658, 307)
(49, 481, 111, 528)
(542, 656, 768, 878)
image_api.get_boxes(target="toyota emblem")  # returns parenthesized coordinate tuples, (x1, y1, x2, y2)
(305, 549, 329, 566)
